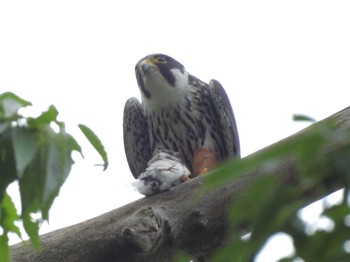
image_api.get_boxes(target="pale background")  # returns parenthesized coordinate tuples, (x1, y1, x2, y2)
(1, 1, 349, 261)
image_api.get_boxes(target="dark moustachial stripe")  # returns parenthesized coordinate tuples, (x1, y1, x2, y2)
(159, 68, 176, 86)
(166, 55, 184, 73)
(157, 54, 185, 87)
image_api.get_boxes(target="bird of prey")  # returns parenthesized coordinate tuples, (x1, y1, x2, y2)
(123, 54, 240, 195)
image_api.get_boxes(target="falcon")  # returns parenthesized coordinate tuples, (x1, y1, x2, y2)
(123, 54, 240, 196)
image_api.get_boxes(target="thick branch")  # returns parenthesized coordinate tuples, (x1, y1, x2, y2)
(10, 107, 350, 262)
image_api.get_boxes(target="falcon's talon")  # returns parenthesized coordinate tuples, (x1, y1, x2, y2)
(199, 168, 209, 175)
(182, 174, 191, 181)
(124, 54, 241, 196)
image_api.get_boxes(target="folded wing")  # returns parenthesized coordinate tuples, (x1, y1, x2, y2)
(209, 79, 241, 159)
(123, 97, 151, 178)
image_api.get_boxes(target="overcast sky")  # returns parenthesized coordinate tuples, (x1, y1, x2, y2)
(1, 1, 349, 261)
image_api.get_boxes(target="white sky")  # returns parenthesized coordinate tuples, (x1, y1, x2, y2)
(1, 1, 349, 261)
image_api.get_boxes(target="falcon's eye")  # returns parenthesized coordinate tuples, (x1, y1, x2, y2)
(154, 55, 167, 64)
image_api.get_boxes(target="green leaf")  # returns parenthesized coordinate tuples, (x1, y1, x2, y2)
(22, 212, 40, 249)
(293, 114, 316, 123)
(64, 132, 83, 156)
(211, 237, 248, 262)
(207, 121, 350, 262)
(78, 124, 108, 170)
(0, 92, 106, 255)
(27, 105, 58, 128)
(0, 193, 21, 261)
(323, 201, 349, 222)
(173, 252, 192, 262)
(0, 193, 21, 237)
(41, 130, 74, 219)
(18, 126, 50, 221)
(11, 127, 38, 178)
(0, 234, 9, 262)
(18, 126, 79, 221)
(0, 92, 31, 120)
(0, 129, 17, 200)
(0, 123, 10, 135)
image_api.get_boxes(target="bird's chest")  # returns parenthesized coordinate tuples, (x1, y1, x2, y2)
(144, 99, 209, 162)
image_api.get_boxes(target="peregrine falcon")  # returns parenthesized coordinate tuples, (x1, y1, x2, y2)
(123, 54, 240, 196)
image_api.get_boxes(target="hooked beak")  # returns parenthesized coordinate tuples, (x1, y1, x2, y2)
(140, 59, 156, 74)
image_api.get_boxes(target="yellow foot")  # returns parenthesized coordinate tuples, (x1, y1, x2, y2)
(182, 174, 191, 181)
(199, 167, 209, 175)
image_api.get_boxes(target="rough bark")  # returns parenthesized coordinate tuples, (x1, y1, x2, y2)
(10, 107, 350, 262)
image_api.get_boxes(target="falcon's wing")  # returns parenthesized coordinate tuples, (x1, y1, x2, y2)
(208, 79, 241, 158)
(123, 97, 151, 179)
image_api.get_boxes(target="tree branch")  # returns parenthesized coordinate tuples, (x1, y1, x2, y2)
(10, 107, 350, 262)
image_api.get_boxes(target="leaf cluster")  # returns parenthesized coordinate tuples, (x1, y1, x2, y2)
(0, 92, 108, 262)
(207, 116, 350, 261)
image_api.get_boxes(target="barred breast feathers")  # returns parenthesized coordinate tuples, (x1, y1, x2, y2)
(143, 78, 224, 172)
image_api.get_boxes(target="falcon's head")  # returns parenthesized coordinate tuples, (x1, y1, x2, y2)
(135, 54, 190, 107)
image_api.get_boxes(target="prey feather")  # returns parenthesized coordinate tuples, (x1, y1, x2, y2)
(132, 150, 190, 196)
